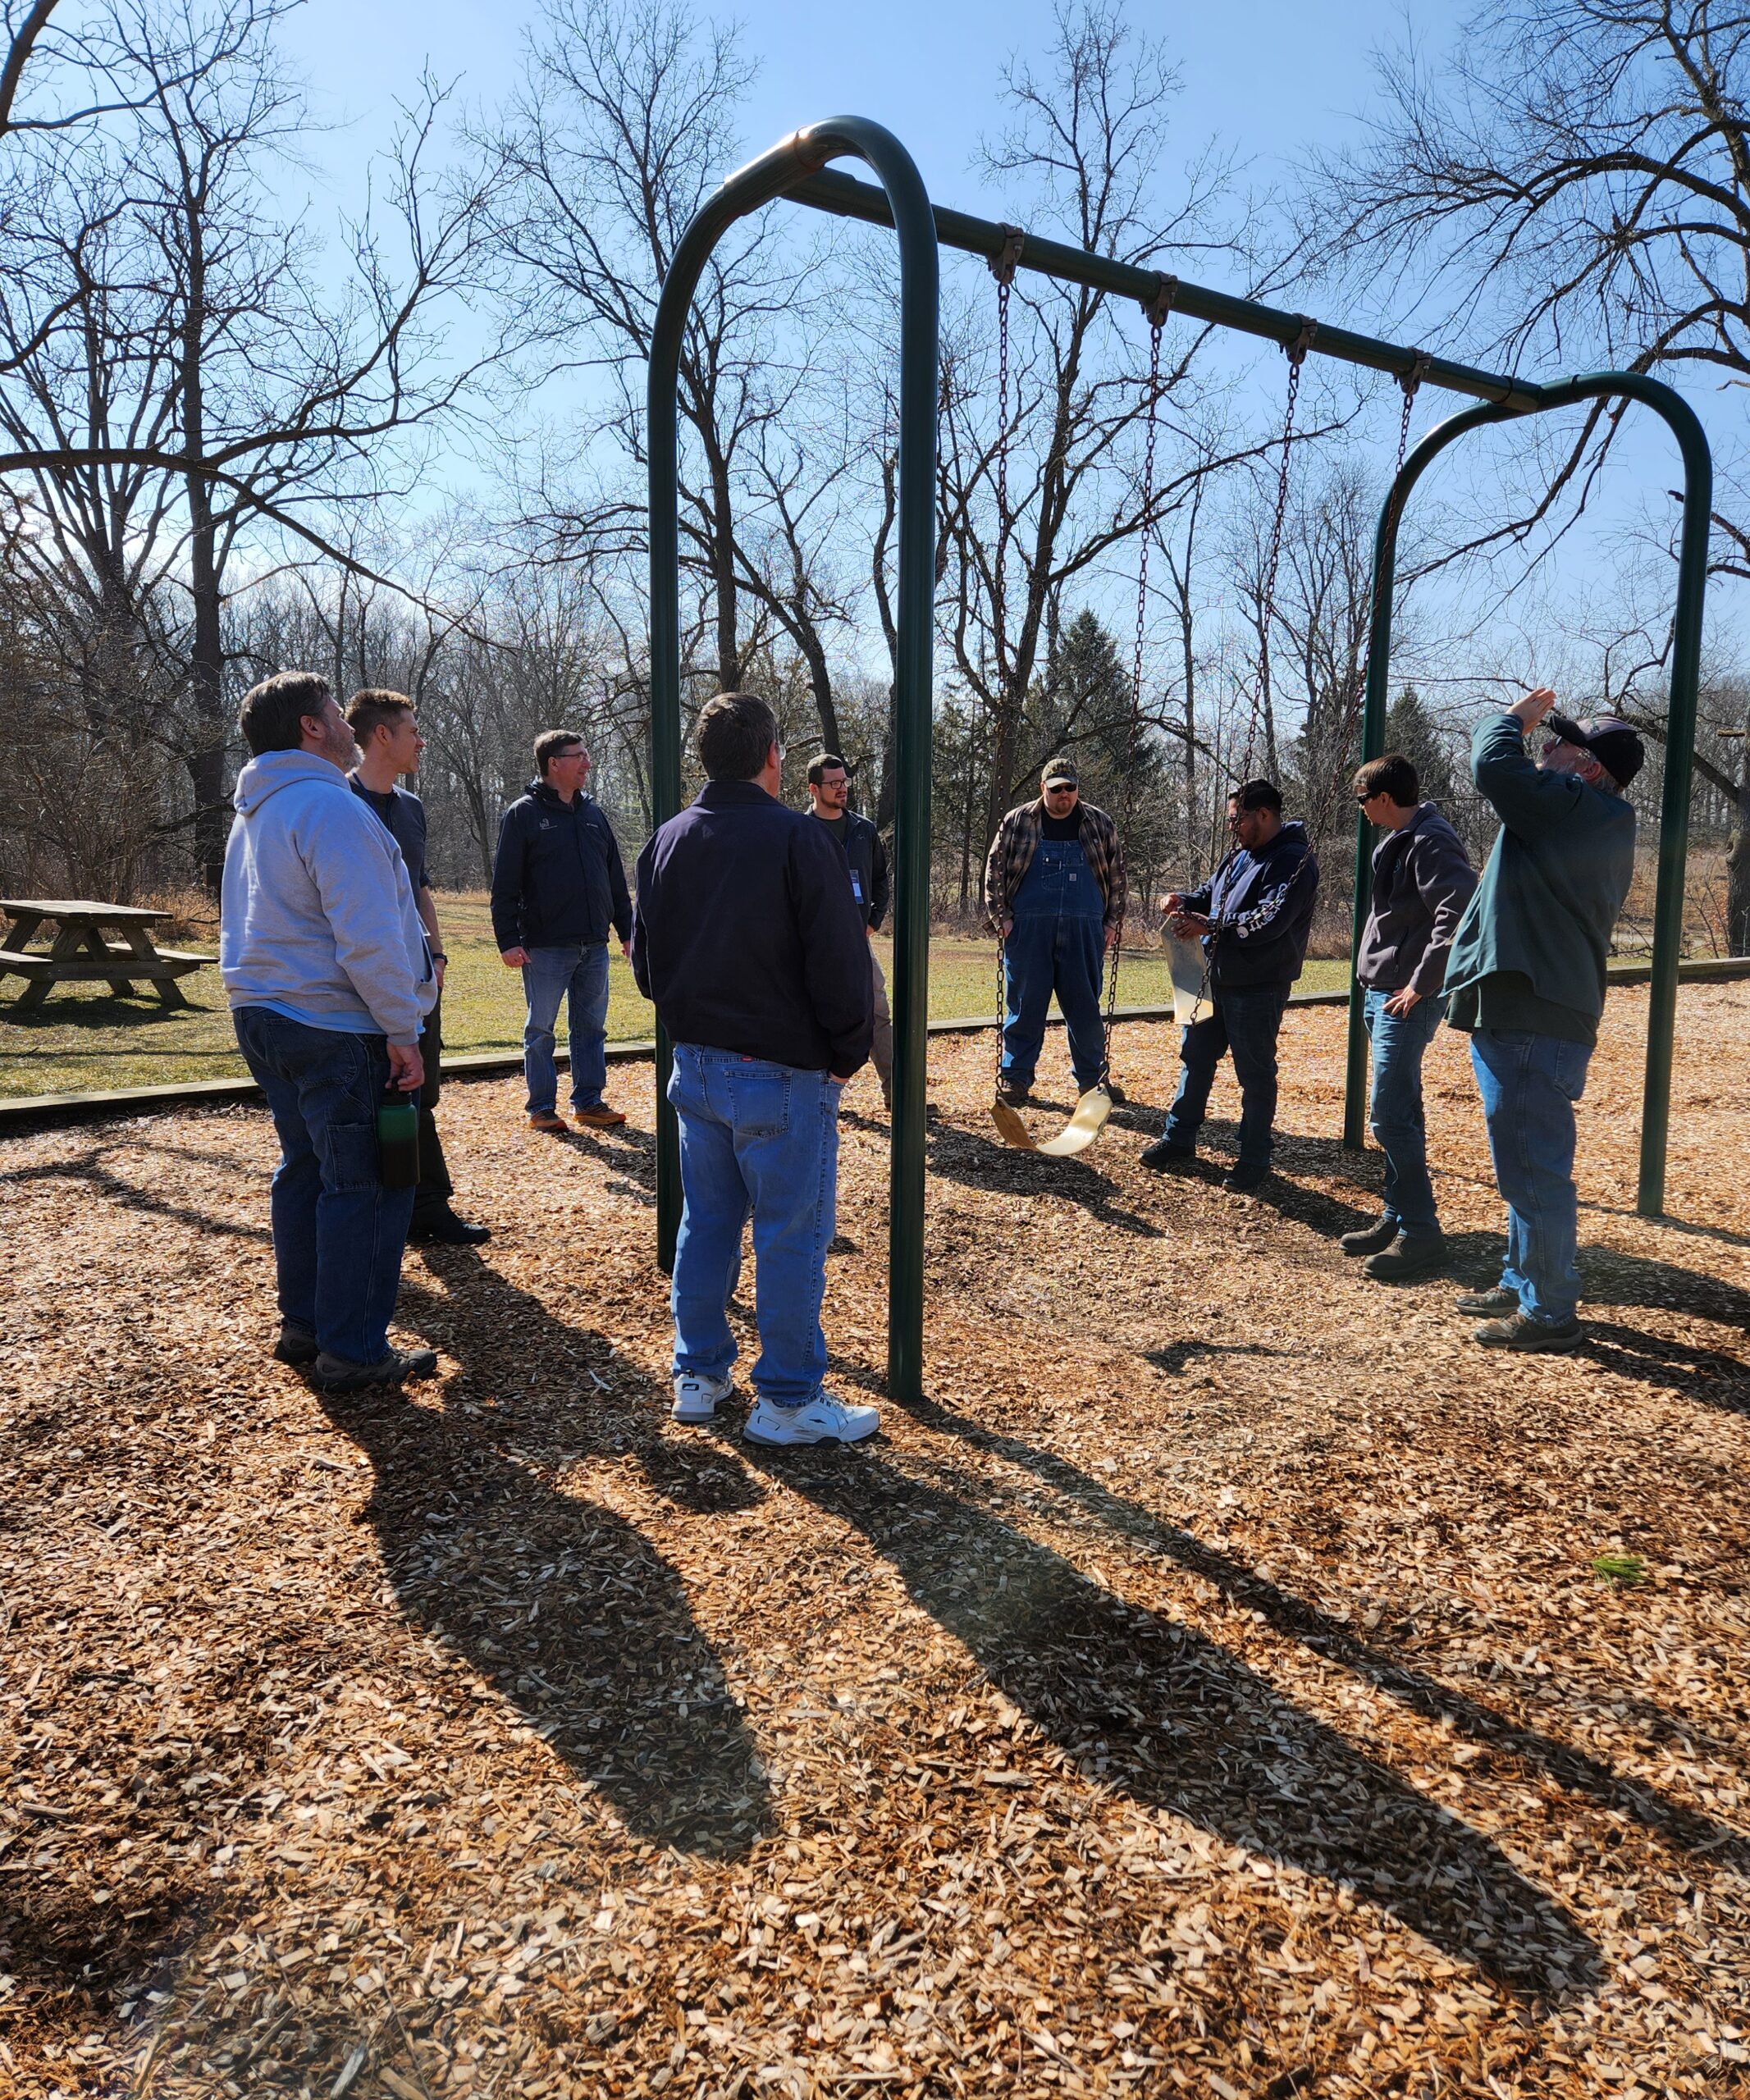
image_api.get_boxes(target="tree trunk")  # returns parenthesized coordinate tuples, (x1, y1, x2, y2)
(1729, 767, 1750, 955)
(182, 259, 229, 897)
(798, 631, 843, 760)
(709, 451, 739, 693)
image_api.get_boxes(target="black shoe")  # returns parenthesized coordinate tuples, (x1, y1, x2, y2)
(1102, 1080, 1127, 1105)
(997, 1081, 1034, 1107)
(1472, 1312, 1583, 1353)
(1455, 1286, 1519, 1316)
(1139, 1137, 1194, 1171)
(409, 1208, 491, 1246)
(1364, 1233, 1448, 1283)
(1339, 1216, 1398, 1257)
(1225, 1161, 1270, 1194)
(273, 1322, 318, 1366)
(311, 1346, 439, 1393)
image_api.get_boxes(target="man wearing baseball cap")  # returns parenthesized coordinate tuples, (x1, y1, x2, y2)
(983, 755, 1126, 1107)
(1442, 687, 1643, 1351)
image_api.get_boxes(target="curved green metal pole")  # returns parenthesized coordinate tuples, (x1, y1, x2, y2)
(646, 117, 939, 1401)
(1344, 372, 1711, 1219)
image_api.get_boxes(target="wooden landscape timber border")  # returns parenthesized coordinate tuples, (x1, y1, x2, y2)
(2, 954, 1747, 1130)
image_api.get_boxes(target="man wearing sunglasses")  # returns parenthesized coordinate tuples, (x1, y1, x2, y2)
(1142, 778, 1318, 1192)
(1442, 687, 1643, 1351)
(1343, 752, 1476, 1281)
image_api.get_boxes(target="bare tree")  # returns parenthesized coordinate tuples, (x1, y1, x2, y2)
(0, 0, 512, 891)
(490, 0, 830, 700)
(930, 4, 1251, 844)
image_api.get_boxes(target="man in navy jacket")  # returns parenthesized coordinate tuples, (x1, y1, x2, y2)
(491, 731, 633, 1132)
(1142, 778, 1318, 1191)
(633, 693, 876, 1448)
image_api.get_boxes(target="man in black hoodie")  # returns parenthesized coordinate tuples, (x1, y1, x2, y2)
(491, 730, 633, 1133)
(1141, 778, 1318, 1192)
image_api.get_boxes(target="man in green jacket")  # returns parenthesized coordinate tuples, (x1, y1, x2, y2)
(1442, 687, 1643, 1351)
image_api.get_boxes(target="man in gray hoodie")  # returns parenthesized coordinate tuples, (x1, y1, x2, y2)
(222, 670, 439, 1391)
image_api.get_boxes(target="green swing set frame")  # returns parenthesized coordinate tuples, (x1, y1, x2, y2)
(647, 116, 1712, 1408)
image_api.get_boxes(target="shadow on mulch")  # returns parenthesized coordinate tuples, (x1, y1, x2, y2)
(1577, 1320, 1750, 1414)
(737, 1431, 1604, 1999)
(0, 1142, 271, 1241)
(313, 1254, 773, 1860)
(0, 1880, 208, 2006)
(892, 1392, 1750, 1883)
(924, 1121, 1163, 1239)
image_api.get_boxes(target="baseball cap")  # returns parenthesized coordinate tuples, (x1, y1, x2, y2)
(1041, 755, 1078, 788)
(1544, 711, 1646, 787)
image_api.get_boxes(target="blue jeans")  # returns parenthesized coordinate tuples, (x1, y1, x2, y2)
(667, 1044, 843, 1408)
(523, 943, 610, 1112)
(233, 1006, 415, 1364)
(1469, 1028, 1592, 1326)
(1001, 840, 1108, 1092)
(1364, 988, 1447, 1239)
(1163, 982, 1291, 1169)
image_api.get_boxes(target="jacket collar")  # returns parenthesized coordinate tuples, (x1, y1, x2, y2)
(695, 779, 777, 810)
(529, 777, 590, 813)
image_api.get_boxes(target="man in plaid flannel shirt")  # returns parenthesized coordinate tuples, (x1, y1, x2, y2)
(983, 756, 1126, 1106)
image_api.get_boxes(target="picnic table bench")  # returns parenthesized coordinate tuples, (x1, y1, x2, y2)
(0, 898, 213, 1013)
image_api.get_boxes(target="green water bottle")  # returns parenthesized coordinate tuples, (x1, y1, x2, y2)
(377, 1084, 420, 1189)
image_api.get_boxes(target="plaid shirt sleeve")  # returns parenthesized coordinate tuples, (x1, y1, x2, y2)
(984, 804, 1042, 924)
(1079, 805, 1126, 928)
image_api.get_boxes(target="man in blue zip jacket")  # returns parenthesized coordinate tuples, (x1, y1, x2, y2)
(1443, 687, 1641, 1352)
(633, 692, 876, 1448)
(1341, 750, 1477, 1282)
(1141, 778, 1318, 1192)
(491, 730, 633, 1133)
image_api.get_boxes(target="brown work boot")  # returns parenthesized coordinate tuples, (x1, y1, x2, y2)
(573, 1102, 627, 1130)
(528, 1109, 569, 1134)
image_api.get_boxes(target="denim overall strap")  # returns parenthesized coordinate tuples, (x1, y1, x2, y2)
(1002, 838, 1108, 1089)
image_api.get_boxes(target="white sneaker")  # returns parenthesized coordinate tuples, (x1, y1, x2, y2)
(671, 1372, 733, 1423)
(743, 1394, 880, 1446)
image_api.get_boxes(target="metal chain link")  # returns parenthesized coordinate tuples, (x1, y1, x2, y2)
(1101, 318, 1164, 1081)
(1245, 333, 1309, 783)
(991, 272, 1012, 1097)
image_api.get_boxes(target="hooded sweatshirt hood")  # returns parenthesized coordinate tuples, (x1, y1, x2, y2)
(221, 748, 434, 1041)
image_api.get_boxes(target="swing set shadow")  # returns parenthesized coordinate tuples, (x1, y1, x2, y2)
(646, 116, 1712, 1408)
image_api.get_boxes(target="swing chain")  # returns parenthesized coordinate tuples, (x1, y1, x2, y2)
(1102, 318, 1165, 1078)
(1246, 325, 1311, 779)
(994, 276, 1012, 697)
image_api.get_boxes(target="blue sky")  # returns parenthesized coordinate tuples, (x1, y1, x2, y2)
(271, 0, 1735, 686)
(281, 0, 1447, 235)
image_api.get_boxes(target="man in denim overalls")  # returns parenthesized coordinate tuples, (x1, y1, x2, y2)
(983, 756, 1126, 1107)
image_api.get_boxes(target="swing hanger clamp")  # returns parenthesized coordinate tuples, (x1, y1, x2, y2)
(1400, 351, 1432, 398)
(1286, 316, 1318, 365)
(1141, 273, 1178, 330)
(989, 226, 1026, 288)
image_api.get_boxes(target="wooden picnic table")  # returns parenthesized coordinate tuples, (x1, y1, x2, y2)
(0, 898, 213, 1013)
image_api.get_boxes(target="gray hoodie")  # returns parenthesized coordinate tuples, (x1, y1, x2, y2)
(221, 750, 435, 1043)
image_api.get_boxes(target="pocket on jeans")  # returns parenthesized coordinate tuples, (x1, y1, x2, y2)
(727, 1066, 789, 1138)
(1551, 1039, 1591, 1102)
(665, 1049, 704, 1118)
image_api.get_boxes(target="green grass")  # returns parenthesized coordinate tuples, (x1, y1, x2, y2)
(0, 889, 1352, 1100)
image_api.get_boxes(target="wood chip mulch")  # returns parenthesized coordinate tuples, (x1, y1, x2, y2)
(2, 985, 1747, 2099)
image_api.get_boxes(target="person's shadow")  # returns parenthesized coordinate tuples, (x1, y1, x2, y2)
(734, 1435, 1603, 1998)
(924, 1117, 1163, 1239)
(313, 1253, 772, 1858)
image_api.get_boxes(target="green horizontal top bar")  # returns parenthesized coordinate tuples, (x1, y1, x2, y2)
(788, 167, 1546, 413)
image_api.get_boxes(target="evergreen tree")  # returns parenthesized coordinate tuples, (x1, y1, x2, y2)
(1382, 684, 1457, 804)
